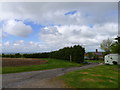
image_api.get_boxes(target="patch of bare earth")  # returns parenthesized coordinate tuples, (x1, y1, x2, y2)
(46, 77, 71, 88)
(109, 80, 114, 83)
(19, 77, 70, 88)
(80, 72, 89, 74)
(81, 78, 104, 82)
(113, 68, 120, 71)
(91, 74, 102, 76)
(2, 58, 48, 67)
(81, 78, 95, 82)
(16, 78, 70, 88)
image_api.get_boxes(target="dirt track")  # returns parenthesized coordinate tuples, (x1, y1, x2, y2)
(2, 63, 102, 88)
(2, 58, 48, 67)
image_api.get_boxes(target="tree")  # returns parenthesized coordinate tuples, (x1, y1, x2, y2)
(111, 43, 120, 54)
(49, 45, 85, 63)
(87, 52, 93, 60)
(111, 36, 120, 54)
(100, 38, 113, 54)
(15, 53, 21, 58)
(93, 54, 99, 60)
(115, 36, 120, 43)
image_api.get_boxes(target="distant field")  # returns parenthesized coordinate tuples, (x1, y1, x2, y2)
(58, 65, 119, 88)
(2, 58, 48, 67)
(2, 58, 82, 74)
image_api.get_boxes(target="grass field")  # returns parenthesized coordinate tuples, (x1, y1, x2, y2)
(2, 58, 82, 74)
(85, 60, 104, 63)
(58, 65, 119, 88)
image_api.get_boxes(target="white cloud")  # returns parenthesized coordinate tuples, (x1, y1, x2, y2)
(0, 2, 118, 53)
(2, 22, 118, 53)
(39, 23, 118, 52)
(2, 24, 117, 52)
(0, 2, 118, 25)
(29, 41, 39, 46)
(4, 41, 10, 46)
(2, 40, 49, 53)
(13, 43, 19, 46)
(0, 43, 2, 47)
(3, 20, 32, 37)
(0, 28, 7, 39)
(13, 40, 24, 46)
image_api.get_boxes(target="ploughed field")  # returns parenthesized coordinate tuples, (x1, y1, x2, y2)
(2, 58, 48, 67)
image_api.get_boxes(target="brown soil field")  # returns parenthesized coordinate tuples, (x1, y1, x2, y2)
(2, 58, 48, 67)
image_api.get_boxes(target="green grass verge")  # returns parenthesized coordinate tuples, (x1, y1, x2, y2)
(85, 60, 104, 63)
(2, 58, 82, 74)
(58, 65, 119, 88)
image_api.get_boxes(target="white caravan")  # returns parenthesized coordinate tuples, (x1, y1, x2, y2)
(104, 54, 120, 65)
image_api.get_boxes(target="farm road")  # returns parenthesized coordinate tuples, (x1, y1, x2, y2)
(2, 63, 102, 88)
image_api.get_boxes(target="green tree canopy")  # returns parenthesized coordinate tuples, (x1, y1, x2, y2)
(100, 36, 120, 54)
(100, 38, 113, 53)
(111, 36, 120, 54)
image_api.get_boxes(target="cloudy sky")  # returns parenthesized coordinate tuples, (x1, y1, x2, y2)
(0, 2, 118, 53)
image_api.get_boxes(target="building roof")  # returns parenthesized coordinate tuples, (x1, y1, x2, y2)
(106, 54, 120, 56)
(85, 52, 104, 55)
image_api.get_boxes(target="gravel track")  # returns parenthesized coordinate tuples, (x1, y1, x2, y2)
(2, 63, 103, 88)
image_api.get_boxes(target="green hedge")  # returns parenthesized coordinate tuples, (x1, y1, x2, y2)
(2, 45, 85, 63)
(49, 45, 85, 63)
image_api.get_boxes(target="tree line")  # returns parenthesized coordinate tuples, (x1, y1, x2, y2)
(49, 45, 85, 63)
(2, 52, 50, 58)
(100, 36, 120, 55)
(2, 45, 85, 63)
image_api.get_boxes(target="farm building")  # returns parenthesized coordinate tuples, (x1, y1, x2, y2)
(104, 54, 120, 65)
(85, 49, 104, 60)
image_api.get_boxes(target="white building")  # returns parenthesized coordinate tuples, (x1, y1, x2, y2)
(104, 54, 120, 65)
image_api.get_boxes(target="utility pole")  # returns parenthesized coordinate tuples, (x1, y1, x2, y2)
(70, 55, 72, 62)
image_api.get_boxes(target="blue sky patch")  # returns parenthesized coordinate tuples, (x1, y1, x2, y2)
(64, 10, 77, 15)
(110, 10, 118, 16)
(2, 20, 46, 43)
(23, 20, 45, 30)
(47, 24, 62, 27)
(0, 20, 5, 28)
(88, 24, 94, 28)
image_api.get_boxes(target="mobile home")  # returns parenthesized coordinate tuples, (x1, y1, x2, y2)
(104, 54, 120, 65)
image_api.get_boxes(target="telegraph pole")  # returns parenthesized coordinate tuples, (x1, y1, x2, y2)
(70, 55, 72, 62)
